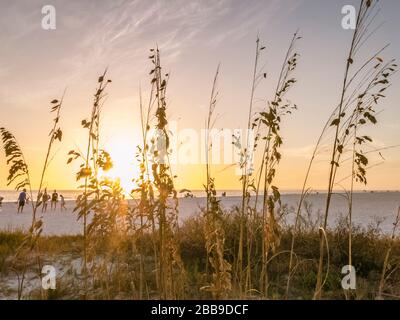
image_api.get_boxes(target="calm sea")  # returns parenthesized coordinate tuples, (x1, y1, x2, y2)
(0, 189, 262, 202)
(0, 189, 398, 201)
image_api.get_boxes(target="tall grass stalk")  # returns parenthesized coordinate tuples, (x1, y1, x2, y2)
(236, 37, 264, 297)
(313, 0, 397, 299)
(253, 32, 300, 297)
(202, 65, 232, 299)
(132, 85, 154, 298)
(68, 71, 112, 297)
(148, 47, 186, 299)
(0, 95, 64, 299)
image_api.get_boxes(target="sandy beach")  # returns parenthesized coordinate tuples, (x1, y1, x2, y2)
(1, 192, 399, 235)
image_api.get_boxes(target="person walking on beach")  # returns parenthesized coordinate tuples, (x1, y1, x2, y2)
(51, 190, 58, 211)
(42, 189, 49, 212)
(17, 189, 28, 213)
(60, 194, 66, 211)
(37, 191, 43, 203)
(0, 195, 4, 212)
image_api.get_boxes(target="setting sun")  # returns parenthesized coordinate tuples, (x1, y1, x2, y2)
(101, 137, 140, 193)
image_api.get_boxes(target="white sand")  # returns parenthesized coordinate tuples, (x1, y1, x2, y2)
(0, 200, 83, 235)
(0, 198, 210, 235)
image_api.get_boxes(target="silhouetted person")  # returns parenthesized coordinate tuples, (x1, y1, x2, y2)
(17, 188, 27, 213)
(0, 195, 3, 212)
(37, 191, 43, 202)
(51, 190, 58, 211)
(60, 194, 66, 211)
(42, 189, 49, 212)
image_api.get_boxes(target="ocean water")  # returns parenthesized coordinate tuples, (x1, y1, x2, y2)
(0, 189, 359, 201)
(0, 189, 229, 202)
(178, 192, 400, 234)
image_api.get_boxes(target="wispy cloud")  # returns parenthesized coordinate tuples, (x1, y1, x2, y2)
(0, 0, 304, 111)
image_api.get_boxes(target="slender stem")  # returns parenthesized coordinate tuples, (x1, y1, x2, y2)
(314, 1, 364, 300)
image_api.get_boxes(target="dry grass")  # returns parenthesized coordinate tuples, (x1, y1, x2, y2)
(1, 210, 400, 300)
(0, 0, 399, 301)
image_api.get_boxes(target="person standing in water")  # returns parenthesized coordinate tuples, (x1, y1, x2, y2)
(42, 189, 49, 212)
(17, 189, 28, 213)
(51, 190, 58, 211)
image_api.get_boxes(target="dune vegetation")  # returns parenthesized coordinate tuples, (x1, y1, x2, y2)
(0, 0, 399, 300)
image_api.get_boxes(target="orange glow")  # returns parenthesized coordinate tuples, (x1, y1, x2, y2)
(100, 138, 140, 193)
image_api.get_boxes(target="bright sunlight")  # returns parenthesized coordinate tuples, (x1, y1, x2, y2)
(101, 137, 140, 193)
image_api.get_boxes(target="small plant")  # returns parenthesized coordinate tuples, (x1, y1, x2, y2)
(377, 207, 400, 299)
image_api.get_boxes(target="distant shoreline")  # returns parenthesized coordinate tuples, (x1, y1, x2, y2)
(0, 190, 399, 203)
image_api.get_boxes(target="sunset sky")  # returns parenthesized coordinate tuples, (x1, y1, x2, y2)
(0, 0, 399, 192)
